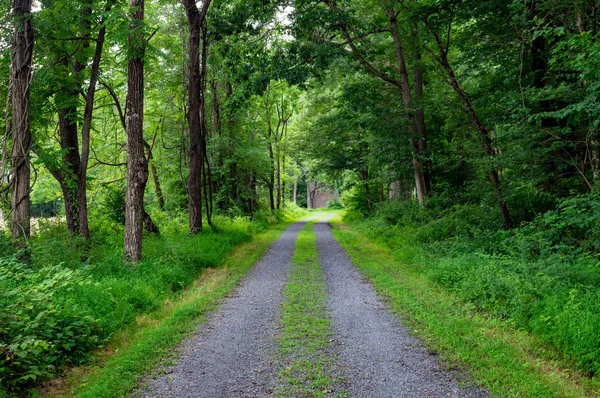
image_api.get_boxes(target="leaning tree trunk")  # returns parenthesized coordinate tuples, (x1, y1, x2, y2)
(428, 26, 513, 229)
(124, 0, 149, 262)
(10, 0, 34, 243)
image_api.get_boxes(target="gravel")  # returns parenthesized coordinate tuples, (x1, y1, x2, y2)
(140, 220, 308, 398)
(314, 219, 488, 398)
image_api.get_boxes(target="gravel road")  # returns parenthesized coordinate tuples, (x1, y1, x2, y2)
(314, 219, 488, 398)
(141, 220, 308, 398)
(140, 216, 487, 398)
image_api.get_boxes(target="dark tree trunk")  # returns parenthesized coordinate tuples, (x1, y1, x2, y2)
(143, 209, 159, 234)
(199, 22, 213, 226)
(276, 156, 281, 210)
(428, 26, 513, 229)
(183, 0, 212, 233)
(143, 139, 165, 209)
(50, 1, 110, 238)
(124, 0, 149, 262)
(184, 0, 202, 233)
(78, 11, 108, 239)
(293, 178, 298, 204)
(10, 0, 34, 243)
(57, 100, 81, 233)
(268, 141, 275, 212)
(412, 23, 431, 194)
(387, 5, 428, 206)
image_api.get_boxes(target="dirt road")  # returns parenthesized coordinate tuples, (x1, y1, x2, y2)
(141, 217, 486, 398)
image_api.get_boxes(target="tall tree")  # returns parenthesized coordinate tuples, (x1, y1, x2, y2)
(318, 0, 431, 205)
(421, 12, 513, 229)
(124, 0, 148, 262)
(40, 0, 112, 238)
(183, 0, 212, 234)
(10, 0, 34, 242)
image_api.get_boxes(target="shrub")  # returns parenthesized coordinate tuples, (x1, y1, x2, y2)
(0, 260, 100, 393)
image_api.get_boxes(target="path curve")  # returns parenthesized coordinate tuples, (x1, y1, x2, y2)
(314, 219, 488, 398)
(142, 220, 308, 398)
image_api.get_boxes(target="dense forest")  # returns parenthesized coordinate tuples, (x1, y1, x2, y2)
(1, 0, 600, 395)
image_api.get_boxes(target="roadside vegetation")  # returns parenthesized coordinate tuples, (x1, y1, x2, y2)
(333, 197, 600, 397)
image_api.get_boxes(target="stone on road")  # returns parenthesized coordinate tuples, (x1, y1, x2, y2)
(314, 219, 488, 398)
(142, 221, 308, 398)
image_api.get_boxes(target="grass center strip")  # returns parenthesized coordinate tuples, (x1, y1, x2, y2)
(276, 221, 345, 398)
(330, 217, 600, 398)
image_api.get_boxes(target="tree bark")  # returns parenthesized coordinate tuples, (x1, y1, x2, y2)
(387, 4, 428, 206)
(199, 21, 213, 226)
(144, 140, 165, 209)
(10, 0, 34, 243)
(183, 0, 212, 233)
(276, 156, 281, 210)
(411, 22, 431, 194)
(293, 177, 298, 203)
(427, 25, 513, 229)
(50, 1, 111, 238)
(124, 0, 149, 262)
(268, 141, 275, 212)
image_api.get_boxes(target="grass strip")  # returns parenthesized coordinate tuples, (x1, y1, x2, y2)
(276, 221, 346, 398)
(330, 217, 600, 398)
(40, 222, 292, 398)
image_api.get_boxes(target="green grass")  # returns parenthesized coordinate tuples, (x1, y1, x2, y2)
(275, 221, 347, 398)
(39, 221, 293, 398)
(330, 216, 600, 398)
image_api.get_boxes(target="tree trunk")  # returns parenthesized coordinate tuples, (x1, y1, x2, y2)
(10, 0, 34, 243)
(268, 141, 275, 212)
(184, 0, 202, 233)
(199, 21, 213, 226)
(124, 0, 149, 262)
(429, 27, 513, 229)
(293, 178, 298, 203)
(50, 1, 110, 238)
(412, 23, 431, 194)
(387, 5, 428, 206)
(276, 156, 281, 210)
(183, 0, 212, 233)
(143, 139, 165, 209)
(78, 11, 109, 239)
(57, 101, 80, 233)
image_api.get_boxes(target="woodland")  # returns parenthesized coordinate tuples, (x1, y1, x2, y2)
(1, 0, 600, 396)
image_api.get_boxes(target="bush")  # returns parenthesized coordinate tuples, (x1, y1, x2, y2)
(0, 260, 100, 392)
(325, 199, 344, 210)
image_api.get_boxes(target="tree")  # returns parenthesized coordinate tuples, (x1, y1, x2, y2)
(301, 0, 431, 205)
(183, 0, 212, 234)
(37, 0, 113, 238)
(10, 0, 34, 243)
(124, 0, 148, 262)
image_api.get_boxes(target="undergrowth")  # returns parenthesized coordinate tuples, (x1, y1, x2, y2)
(344, 193, 600, 379)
